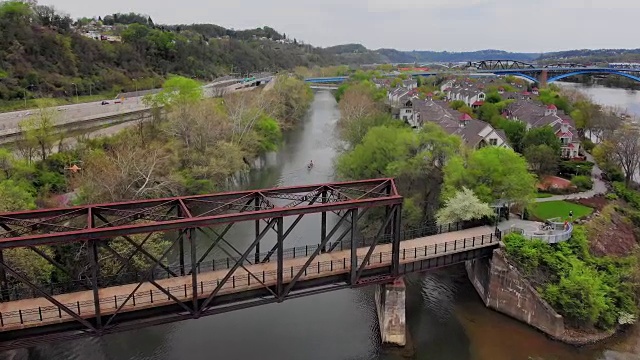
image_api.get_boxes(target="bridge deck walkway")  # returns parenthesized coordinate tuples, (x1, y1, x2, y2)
(0, 226, 494, 332)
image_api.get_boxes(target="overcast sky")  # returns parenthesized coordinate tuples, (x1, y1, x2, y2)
(41, 0, 640, 52)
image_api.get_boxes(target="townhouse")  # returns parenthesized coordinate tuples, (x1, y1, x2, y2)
(412, 99, 510, 149)
(503, 101, 581, 158)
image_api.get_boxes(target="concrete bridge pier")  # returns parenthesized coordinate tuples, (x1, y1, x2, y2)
(538, 70, 548, 87)
(375, 277, 406, 347)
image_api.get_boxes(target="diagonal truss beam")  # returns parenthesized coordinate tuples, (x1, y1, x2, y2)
(260, 192, 322, 263)
(198, 218, 279, 313)
(354, 205, 397, 281)
(0, 261, 96, 331)
(103, 231, 185, 329)
(280, 210, 353, 297)
(94, 213, 178, 278)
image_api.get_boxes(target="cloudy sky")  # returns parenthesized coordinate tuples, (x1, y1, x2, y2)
(42, 0, 639, 52)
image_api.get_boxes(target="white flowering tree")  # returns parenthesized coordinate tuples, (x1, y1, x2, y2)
(436, 187, 494, 225)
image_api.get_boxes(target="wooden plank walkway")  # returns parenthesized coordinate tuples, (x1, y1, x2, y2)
(0, 226, 495, 332)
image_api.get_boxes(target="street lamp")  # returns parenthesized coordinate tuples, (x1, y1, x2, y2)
(71, 83, 78, 103)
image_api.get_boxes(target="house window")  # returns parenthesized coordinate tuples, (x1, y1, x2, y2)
(560, 137, 569, 145)
(489, 139, 498, 146)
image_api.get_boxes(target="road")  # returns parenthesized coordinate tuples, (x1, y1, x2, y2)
(0, 76, 272, 134)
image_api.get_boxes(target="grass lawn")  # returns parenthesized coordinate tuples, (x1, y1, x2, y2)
(529, 200, 594, 221)
(535, 192, 553, 198)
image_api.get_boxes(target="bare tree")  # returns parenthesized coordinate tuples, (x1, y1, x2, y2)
(164, 100, 232, 152)
(79, 140, 179, 203)
(339, 87, 377, 124)
(611, 122, 640, 185)
(224, 91, 274, 144)
(19, 101, 58, 162)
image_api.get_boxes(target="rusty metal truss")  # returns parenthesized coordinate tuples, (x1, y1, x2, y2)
(468, 60, 535, 70)
(0, 178, 408, 349)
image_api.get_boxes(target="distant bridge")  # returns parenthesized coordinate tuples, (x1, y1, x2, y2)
(466, 60, 640, 84)
(304, 61, 640, 86)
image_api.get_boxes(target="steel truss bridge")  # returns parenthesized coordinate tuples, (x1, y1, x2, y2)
(304, 60, 640, 85)
(466, 60, 640, 84)
(0, 178, 500, 349)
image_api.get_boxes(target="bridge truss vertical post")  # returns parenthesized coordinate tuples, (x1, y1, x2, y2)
(321, 188, 328, 254)
(89, 239, 101, 331)
(254, 197, 260, 264)
(88, 208, 102, 331)
(391, 204, 402, 277)
(276, 216, 284, 301)
(189, 228, 198, 314)
(0, 250, 7, 301)
(349, 208, 359, 285)
(177, 206, 186, 277)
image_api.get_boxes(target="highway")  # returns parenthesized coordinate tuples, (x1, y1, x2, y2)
(0, 75, 273, 135)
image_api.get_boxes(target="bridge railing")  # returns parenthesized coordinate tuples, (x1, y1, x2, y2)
(0, 232, 500, 329)
(0, 221, 483, 302)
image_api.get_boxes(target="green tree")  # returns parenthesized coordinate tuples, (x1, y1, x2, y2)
(338, 123, 462, 223)
(443, 146, 536, 204)
(450, 100, 466, 110)
(485, 92, 502, 104)
(0, 148, 15, 179)
(255, 115, 282, 152)
(0, 179, 55, 291)
(145, 75, 203, 108)
(497, 119, 527, 153)
(19, 100, 58, 163)
(0, 179, 36, 212)
(436, 187, 493, 225)
(524, 144, 559, 176)
(476, 103, 499, 122)
(522, 126, 562, 155)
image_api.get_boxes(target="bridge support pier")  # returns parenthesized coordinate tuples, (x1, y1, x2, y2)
(538, 70, 548, 88)
(375, 277, 406, 347)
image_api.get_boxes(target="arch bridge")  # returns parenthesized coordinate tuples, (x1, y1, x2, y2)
(466, 59, 640, 85)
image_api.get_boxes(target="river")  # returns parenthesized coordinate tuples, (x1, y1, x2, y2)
(19, 88, 640, 360)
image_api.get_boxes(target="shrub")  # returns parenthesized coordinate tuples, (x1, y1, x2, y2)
(601, 165, 625, 182)
(605, 193, 618, 201)
(502, 228, 637, 329)
(613, 182, 640, 209)
(582, 139, 596, 152)
(558, 161, 594, 177)
(571, 175, 593, 191)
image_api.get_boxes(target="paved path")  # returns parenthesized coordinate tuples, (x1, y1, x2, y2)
(0, 226, 494, 332)
(535, 153, 607, 203)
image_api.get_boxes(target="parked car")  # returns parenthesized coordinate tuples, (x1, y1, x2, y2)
(101, 101, 109, 105)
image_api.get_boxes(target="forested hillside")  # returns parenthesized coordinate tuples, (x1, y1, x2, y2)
(0, 1, 334, 101)
(325, 46, 540, 64)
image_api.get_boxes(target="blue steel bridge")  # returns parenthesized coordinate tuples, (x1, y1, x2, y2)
(304, 60, 640, 85)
